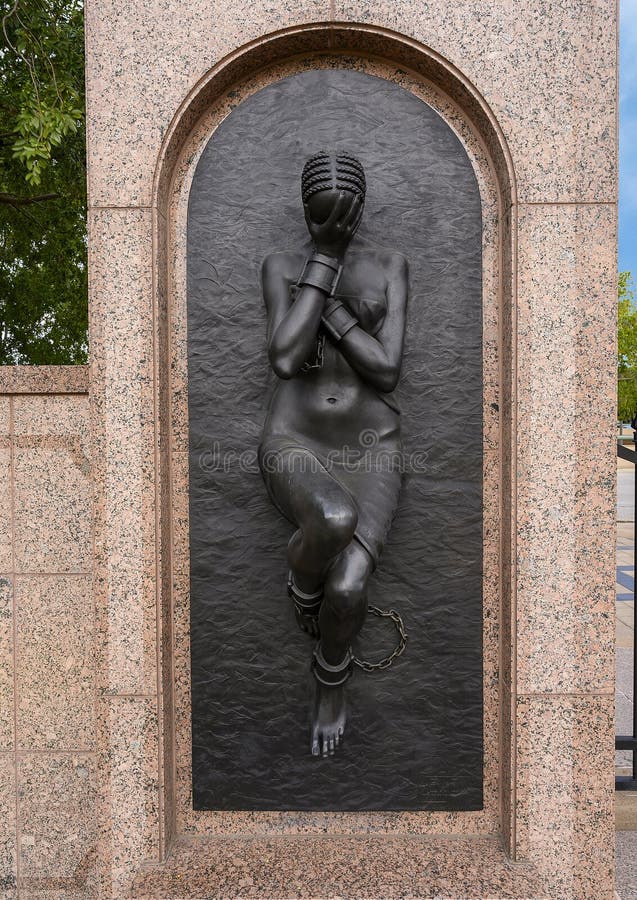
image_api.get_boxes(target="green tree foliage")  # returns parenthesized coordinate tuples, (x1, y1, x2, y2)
(618, 271, 637, 423)
(0, 0, 87, 364)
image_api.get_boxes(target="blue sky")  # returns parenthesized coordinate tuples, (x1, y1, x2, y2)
(620, 0, 637, 278)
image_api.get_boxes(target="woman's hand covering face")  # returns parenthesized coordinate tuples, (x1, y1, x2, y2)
(304, 190, 364, 257)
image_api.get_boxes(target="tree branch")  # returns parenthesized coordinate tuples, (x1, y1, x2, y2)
(0, 192, 60, 205)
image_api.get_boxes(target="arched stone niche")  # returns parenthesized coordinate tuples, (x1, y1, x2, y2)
(153, 25, 516, 851)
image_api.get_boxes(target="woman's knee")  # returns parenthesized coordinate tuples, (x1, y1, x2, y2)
(304, 496, 358, 555)
(323, 500, 358, 547)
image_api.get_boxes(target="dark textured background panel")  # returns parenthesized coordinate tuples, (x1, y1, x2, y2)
(187, 70, 483, 811)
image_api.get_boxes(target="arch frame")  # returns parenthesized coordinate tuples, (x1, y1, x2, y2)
(150, 23, 518, 857)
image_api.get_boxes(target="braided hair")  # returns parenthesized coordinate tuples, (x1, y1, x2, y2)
(301, 151, 366, 203)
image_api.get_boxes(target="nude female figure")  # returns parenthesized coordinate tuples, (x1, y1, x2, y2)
(258, 151, 408, 757)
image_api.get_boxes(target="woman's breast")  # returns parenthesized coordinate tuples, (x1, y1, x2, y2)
(288, 286, 387, 336)
(339, 295, 386, 335)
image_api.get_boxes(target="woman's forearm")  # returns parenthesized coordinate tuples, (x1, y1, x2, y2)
(337, 327, 400, 392)
(268, 286, 325, 378)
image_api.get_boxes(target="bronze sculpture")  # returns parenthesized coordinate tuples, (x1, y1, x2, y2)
(258, 151, 409, 757)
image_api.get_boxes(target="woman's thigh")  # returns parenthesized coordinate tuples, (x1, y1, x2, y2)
(259, 446, 357, 530)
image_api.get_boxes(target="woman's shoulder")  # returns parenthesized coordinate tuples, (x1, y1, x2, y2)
(262, 250, 305, 281)
(349, 248, 409, 274)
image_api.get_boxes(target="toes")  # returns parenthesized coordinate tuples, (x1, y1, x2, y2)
(296, 614, 320, 638)
(313, 728, 344, 758)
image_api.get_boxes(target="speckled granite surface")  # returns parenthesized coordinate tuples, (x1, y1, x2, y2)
(0, 752, 16, 896)
(0, 366, 88, 395)
(18, 754, 97, 897)
(516, 203, 617, 696)
(81, 2, 618, 897)
(85, 5, 615, 207)
(88, 208, 158, 698)
(516, 694, 614, 894)
(130, 834, 546, 899)
(0, 384, 94, 898)
(331, 1, 616, 204)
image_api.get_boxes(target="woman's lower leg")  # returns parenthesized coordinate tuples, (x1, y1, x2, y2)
(318, 542, 372, 664)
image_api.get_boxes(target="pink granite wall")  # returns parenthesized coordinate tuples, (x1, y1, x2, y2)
(0, 10, 617, 893)
(0, 367, 94, 897)
(83, 4, 617, 898)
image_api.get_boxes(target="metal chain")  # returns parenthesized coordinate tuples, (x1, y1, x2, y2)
(300, 332, 325, 373)
(353, 605, 408, 672)
(316, 332, 324, 369)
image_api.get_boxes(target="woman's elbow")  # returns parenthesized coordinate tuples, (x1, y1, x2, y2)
(268, 345, 297, 380)
(374, 368, 400, 393)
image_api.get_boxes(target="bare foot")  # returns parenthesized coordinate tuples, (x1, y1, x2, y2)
(310, 681, 346, 757)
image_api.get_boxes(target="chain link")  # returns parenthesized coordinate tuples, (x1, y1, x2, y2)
(353, 605, 407, 672)
(300, 332, 325, 373)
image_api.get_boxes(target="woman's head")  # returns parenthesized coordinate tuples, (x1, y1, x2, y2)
(301, 151, 366, 223)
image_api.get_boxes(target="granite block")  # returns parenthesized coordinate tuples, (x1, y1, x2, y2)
(12, 392, 91, 576)
(167, 294, 188, 456)
(332, 1, 616, 203)
(170, 450, 190, 577)
(516, 694, 614, 899)
(85, 0, 331, 207)
(85, 5, 617, 207)
(15, 576, 94, 752)
(17, 753, 96, 897)
(516, 203, 616, 694)
(13, 395, 90, 443)
(131, 834, 545, 898)
(155, 214, 172, 462)
(171, 572, 190, 833)
(0, 367, 88, 396)
(158, 518, 176, 851)
(0, 753, 17, 897)
(0, 398, 9, 435)
(0, 577, 14, 752)
(13, 440, 91, 575)
(0, 399, 10, 576)
(89, 208, 158, 696)
(97, 696, 160, 897)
